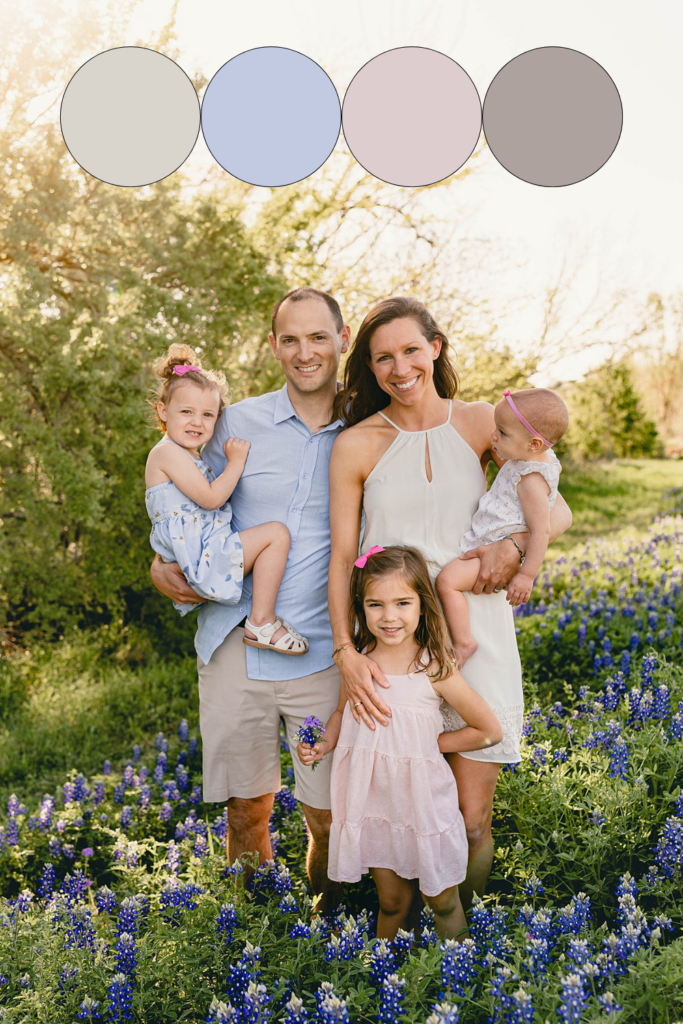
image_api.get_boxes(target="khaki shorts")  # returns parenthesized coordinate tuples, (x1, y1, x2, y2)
(197, 627, 340, 809)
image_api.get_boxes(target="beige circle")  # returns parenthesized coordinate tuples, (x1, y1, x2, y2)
(61, 47, 200, 187)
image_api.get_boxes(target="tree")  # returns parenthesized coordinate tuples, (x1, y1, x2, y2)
(564, 361, 661, 461)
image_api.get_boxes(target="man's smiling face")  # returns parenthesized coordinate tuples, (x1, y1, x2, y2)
(269, 297, 349, 397)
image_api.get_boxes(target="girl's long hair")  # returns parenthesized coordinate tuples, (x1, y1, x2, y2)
(349, 546, 456, 680)
(332, 297, 459, 427)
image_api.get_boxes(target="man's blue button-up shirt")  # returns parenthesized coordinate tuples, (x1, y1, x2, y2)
(196, 384, 343, 679)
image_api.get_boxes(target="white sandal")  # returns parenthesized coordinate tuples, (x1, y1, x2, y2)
(243, 616, 309, 656)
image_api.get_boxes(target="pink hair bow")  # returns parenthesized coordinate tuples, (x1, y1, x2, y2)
(173, 365, 201, 376)
(354, 545, 385, 568)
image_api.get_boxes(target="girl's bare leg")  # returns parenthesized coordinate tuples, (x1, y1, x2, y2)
(370, 868, 414, 940)
(446, 755, 501, 910)
(423, 884, 468, 940)
(436, 557, 482, 666)
(240, 522, 291, 645)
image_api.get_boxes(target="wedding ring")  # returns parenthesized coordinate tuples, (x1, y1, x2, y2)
(353, 701, 363, 709)
(493, 587, 502, 593)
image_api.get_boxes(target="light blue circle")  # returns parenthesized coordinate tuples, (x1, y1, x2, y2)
(201, 47, 341, 187)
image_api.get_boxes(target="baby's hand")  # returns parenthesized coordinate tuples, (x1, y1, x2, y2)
(223, 437, 250, 463)
(296, 740, 327, 767)
(506, 572, 534, 607)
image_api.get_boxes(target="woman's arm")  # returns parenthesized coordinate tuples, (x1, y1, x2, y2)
(433, 671, 503, 753)
(151, 438, 250, 511)
(328, 431, 391, 729)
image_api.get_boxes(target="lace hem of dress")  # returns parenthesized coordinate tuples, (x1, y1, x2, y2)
(440, 700, 524, 762)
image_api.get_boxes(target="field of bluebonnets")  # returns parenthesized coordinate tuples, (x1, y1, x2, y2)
(2, 503, 683, 1023)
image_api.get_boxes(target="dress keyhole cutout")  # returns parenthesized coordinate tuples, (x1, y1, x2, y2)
(424, 435, 433, 483)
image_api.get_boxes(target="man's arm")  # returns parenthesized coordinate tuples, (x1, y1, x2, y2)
(464, 491, 572, 595)
(150, 554, 207, 604)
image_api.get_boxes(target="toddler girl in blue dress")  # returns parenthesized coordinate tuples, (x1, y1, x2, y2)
(145, 344, 308, 656)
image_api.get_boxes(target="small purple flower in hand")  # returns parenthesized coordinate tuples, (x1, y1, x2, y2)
(296, 717, 326, 771)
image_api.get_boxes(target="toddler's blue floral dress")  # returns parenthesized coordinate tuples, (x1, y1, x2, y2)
(145, 437, 244, 616)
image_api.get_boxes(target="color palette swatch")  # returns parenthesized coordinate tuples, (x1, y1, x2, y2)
(60, 44, 622, 190)
(342, 47, 481, 187)
(201, 47, 340, 187)
(60, 47, 200, 188)
(482, 46, 623, 187)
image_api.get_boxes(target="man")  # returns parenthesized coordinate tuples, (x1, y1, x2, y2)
(151, 287, 349, 910)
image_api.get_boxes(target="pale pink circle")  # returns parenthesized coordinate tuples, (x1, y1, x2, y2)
(342, 46, 481, 187)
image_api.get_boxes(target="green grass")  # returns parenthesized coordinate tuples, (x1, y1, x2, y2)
(557, 458, 683, 550)
(2, 456, 683, 812)
(0, 626, 197, 808)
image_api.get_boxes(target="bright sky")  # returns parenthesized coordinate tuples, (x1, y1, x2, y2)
(121, 0, 683, 379)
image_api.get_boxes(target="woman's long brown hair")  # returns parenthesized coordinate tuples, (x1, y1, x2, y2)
(349, 546, 456, 680)
(332, 297, 459, 427)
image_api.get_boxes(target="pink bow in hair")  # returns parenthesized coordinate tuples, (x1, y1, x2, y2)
(173, 365, 201, 376)
(354, 545, 385, 568)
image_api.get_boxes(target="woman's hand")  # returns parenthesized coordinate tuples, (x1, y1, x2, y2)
(150, 555, 206, 604)
(460, 536, 526, 595)
(340, 648, 391, 729)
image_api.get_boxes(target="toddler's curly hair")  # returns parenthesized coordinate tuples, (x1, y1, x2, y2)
(148, 344, 230, 432)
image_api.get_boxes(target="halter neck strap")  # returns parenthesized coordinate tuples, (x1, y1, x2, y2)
(378, 400, 452, 432)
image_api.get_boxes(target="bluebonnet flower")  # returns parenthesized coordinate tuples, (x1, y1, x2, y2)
(138, 784, 152, 811)
(440, 938, 476, 996)
(96, 886, 118, 914)
(557, 972, 587, 1023)
(38, 862, 57, 899)
(620, 649, 631, 676)
(567, 938, 591, 966)
(641, 653, 658, 686)
(132, 744, 141, 763)
(159, 801, 173, 822)
(77, 995, 103, 1019)
(653, 816, 683, 878)
(20, 973, 30, 987)
(120, 805, 134, 830)
(608, 737, 629, 780)
(178, 719, 190, 742)
(48, 836, 62, 858)
(553, 747, 568, 762)
(392, 928, 413, 962)
(122, 765, 135, 788)
(154, 752, 167, 784)
(629, 632, 640, 651)
(577, 623, 586, 646)
(279, 893, 299, 915)
(325, 934, 354, 963)
(113, 784, 125, 804)
(189, 737, 198, 758)
(115, 932, 138, 976)
(154, 732, 168, 752)
(530, 746, 547, 769)
(58, 963, 79, 991)
(117, 897, 140, 936)
(63, 782, 76, 804)
(316, 984, 349, 1024)
(217, 903, 237, 943)
(590, 810, 606, 826)
(206, 996, 238, 1023)
(61, 870, 89, 904)
(107, 973, 134, 1021)
(242, 981, 272, 1023)
(160, 879, 204, 924)
(93, 782, 105, 806)
(522, 874, 545, 898)
(283, 995, 308, 1023)
(377, 974, 404, 1023)
(250, 860, 293, 899)
(103, 760, 112, 775)
(189, 785, 202, 805)
(194, 835, 209, 858)
(598, 992, 623, 1016)
(176, 764, 189, 791)
(290, 919, 311, 939)
(426, 1002, 460, 1024)
(370, 939, 395, 985)
(274, 787, 298, 814)
(295, 717, 326, 771)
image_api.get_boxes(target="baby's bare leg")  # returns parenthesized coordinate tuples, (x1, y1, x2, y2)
(436, 557, 482, 667)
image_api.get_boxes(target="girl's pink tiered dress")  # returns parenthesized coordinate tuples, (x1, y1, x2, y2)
(328, 666, 468, 897)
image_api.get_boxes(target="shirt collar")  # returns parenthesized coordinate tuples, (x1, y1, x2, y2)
(273, 383, 343, 433)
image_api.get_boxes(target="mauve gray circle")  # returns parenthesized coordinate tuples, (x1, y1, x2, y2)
(483, 46, 622, 187)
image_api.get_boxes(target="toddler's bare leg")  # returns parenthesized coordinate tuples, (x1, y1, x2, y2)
(239, 522, 291, 646)
(436, 557, 482, 667)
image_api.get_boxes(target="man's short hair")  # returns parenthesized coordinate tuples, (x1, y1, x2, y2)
(271, 287, 344, 338)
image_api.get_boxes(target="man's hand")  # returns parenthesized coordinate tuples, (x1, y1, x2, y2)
(150, 555, 206, 605)
(461, 537, 526, 595)
(339, 647, 391, 730)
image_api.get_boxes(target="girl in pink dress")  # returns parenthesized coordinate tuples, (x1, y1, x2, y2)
(297, 545, 502, 940)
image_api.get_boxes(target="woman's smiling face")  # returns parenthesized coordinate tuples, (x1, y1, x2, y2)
(368, 317, 441, 406)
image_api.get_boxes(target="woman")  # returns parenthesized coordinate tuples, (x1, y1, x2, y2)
(328, 297, 572, 909)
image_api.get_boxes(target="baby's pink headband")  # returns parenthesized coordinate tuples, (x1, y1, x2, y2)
(173, 364, 201, 376)
(503, 390, 553, 448)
